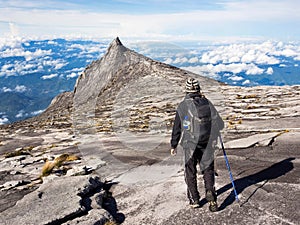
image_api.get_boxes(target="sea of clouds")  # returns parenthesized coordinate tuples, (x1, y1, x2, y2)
(0, 36, 300, 124)
(164, 41, 300, 84)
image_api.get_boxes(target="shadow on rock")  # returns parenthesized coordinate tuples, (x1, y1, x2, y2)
(217, 157, 295, 211)
(102, 181, 126, 224)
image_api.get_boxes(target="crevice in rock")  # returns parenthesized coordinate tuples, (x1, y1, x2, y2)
(43, 177, 125, 225)
(44, 177, 104, 225)
(45, 209, 88, 225)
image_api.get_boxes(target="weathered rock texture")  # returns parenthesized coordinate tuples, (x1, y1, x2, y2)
(0, 37, 299, 224)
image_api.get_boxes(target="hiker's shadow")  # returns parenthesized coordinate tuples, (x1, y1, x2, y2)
(102, 181, 126, 224)
(217, 157, 295, 211)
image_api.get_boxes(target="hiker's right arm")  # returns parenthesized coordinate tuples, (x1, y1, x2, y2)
(170, 111, 181, 149)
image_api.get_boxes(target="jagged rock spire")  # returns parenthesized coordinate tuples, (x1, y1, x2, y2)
(114, 37, 122, 45)
(107, 37, 123, 49)
(104, 37, 126, 57)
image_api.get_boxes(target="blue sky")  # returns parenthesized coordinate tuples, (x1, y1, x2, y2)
(0, 0, 300, 41)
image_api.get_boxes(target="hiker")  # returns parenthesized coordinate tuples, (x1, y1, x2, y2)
(170, 78, 224, 212)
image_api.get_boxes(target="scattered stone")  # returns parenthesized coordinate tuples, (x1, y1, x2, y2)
(9, 170, 21, 175)
(0, 180, 30, 191)
(224, 132, 282, 149)
(66, 165, 94, 176)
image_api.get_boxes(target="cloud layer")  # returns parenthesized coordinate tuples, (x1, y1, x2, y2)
(0, 37, 107, 79)
(162, 41, 300, 80)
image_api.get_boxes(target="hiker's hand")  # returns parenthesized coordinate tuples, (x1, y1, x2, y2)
(170, 148, 177, 156)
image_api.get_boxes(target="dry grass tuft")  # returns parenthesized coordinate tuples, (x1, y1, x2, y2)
(236, 94, 258, 99)
(66, 154, 80, 161)
(104, 221, 118, 225)
(41, 160, 56, 177)
(41, 153, 80, 177)
(4, 146, 33, 158)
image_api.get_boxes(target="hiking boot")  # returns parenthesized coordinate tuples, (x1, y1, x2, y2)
(208, 200, 218, 212)
(189, 199, 200, 208)
(206, 190, 218, 212)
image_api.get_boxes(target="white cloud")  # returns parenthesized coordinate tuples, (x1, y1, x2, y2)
(228, 75, 244, 81)
(47, 40, 57, 45)
(71, 67, 85, 72)
(1, 85, 28, 93)
(245, 65, 264, 75)
(2, 87, 12, 92)
(188, 57, 199, 63)
(242, 80, 251, 85)
(41, 73, 58, 80)
(0, 60, 45, 77)
(0, 116, 9, 125)
(163, 58, 173, 64)
(23, 63, 35, 70)
(294, 56, 300, 61)
(0, 63, 15, 76)
(180, 65, 220, 79)
(0, 35, 24, 50)
(1, 63, 14, 72)
(163, 56, 199, 65)
(54, 63, 67, 70)
(15, 85, 27, 92)
(200, 41, 281, 65)
(42, 59, 67, 68)
(66, 72, 79, 79)
(181, 62, 265, 78)
(173, 57, 188, 64)
(69, 43, 105, 54)
(179, 40, 300, 79)
(0, 40, 54, 77)
(31, 109, 45, 116)
(0, 47, 52, 61)
(16, 109, 43, 118)
(273, 43, 300, 60)
(15, 110, 25, 118)
(280, 48, 298, 57)
(266, 67, 273, 75)
(214, 63, 264, 75)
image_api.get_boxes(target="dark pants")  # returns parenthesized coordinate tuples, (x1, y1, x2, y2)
(184, 146, 215, 202)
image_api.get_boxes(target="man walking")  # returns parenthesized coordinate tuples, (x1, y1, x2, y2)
(170, 78, 224, 212)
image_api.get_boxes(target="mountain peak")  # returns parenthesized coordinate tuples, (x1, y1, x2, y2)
(104, 37, 126, 56)
(109, 37, 123, 48)
(114, 37, 123, 45)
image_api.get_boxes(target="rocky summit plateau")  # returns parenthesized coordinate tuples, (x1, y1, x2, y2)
(0, 37, 299, 225)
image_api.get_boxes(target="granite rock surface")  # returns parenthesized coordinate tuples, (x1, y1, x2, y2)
(0, 38, 299, 225)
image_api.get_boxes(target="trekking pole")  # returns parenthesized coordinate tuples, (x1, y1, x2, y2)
(219, 134, 239, 203)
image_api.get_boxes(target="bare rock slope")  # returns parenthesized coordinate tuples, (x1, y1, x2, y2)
(0, 38, 299, 225)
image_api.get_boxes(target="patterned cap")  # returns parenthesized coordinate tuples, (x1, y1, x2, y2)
(185, 78, 201, 93)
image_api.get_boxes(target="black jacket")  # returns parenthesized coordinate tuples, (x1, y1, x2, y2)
(170, 93, 224, 149)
